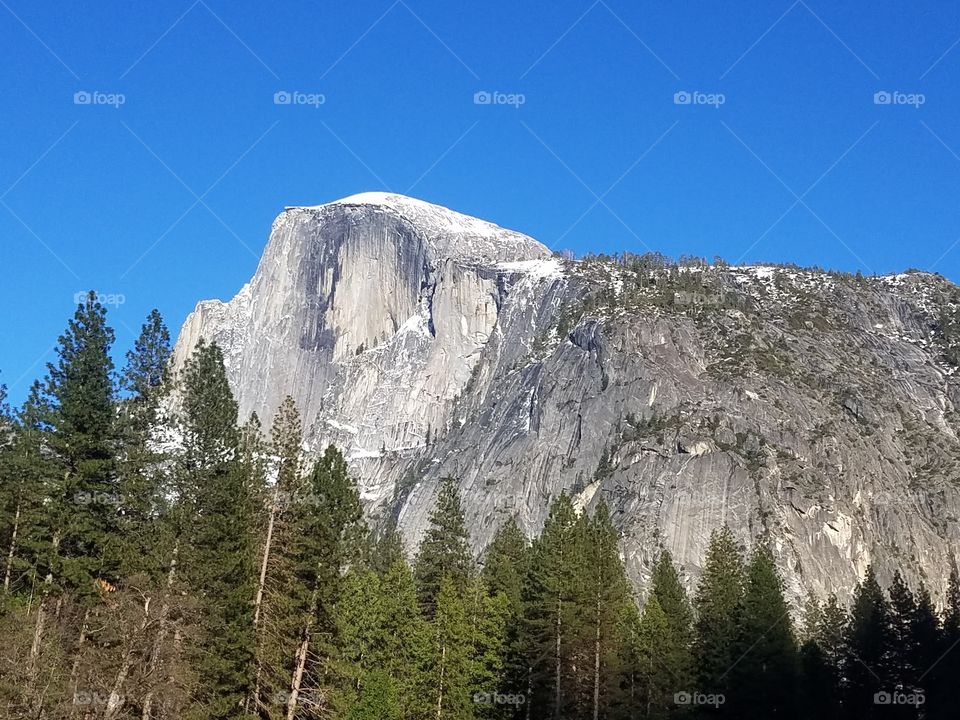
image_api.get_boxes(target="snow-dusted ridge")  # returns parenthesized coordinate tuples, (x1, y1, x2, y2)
(173, 192, 960, 605)
(496, 257, 564, 280)
(283, 192, 552, 267)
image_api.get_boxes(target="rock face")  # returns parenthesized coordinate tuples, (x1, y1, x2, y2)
(173, 192, 960, 604)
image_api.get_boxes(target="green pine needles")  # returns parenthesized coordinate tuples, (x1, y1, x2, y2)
(0, 297, 958, 719)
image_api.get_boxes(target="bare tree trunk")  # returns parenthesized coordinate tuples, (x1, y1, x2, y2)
(141, 542, 178, 720)
(286, 630, 310, 720)
(248, 487, 280, 713)
(69, 609, 92, 718)
(526, 666, 532, 720)
(30, 596, 62, 719)
(104, 595, 152, 720)
(28, 596, 48, 677)
(3, 499, 21, 592)
(436, 643, 446, 720)
(286, 576, 323, 720)
(554, 594, 562, 720)
(103, 645, 133, 720)
(32, 526, 63, 686)
(254, 489, 279, 629)
(593, 582, 601, 720)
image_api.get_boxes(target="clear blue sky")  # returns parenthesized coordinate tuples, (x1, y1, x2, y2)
(2, 0, 960, 405)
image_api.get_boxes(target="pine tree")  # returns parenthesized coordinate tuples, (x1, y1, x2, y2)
(43, 291, 121, 596)
(797, 591, 849, 720)
(466, 575, 511, 718)
(613, 550, 695, 720)
(798, 594, 833, 720)
(798, 592, 823, 648)
(482, 517, 529, 712)
(578, 502, 630, 720)
(249, 396, 303, 716)
(415, 477, 472, 613)
(236, 410, 269, 715)
(649, 550, 694, 694)
(284, 444, 365, 718)
(926, 566, 958, 720)
(180, 339, 239, 463)
(178, 340, 257, 718)
(693, 526, 745, 705)
(369, 516, 407, 575)
(90, 312, 176, 719)
(25, 293, 960, 720)
(116, 309, 173, 580)
(6, 382, 61, 713)
(347, 670, 404, 720)
(420, 576, 474, 720)
(128, 318, 182, 718)
(379, 557, 430, 718)
(522, 493, 582, 720)
(0, 381, 21, 598)
(112, 310, 184, 720)
(335, 570, 386, 706)
(910, 583, 940, 713)
(327, 556, 429, 719)
(817, 594, 849, 680)
(887, 571, 919, 704)
(633, 595, 676, 719)
(22, 293, 123, 717)
(614, 600, 643, 720)
(483, 517, 528, 609)
(844, 565, 894, 719)
(0, 380, 10, 588)
(122, 308, 171, 403)
(1, 383, 51, 598)
(304, 444, 365, 641)
(729, 543, 797, 719)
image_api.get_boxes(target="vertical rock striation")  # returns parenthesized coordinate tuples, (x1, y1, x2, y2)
(173, 193, 960, 604)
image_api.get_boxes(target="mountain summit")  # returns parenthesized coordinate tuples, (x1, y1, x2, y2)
(173, 194, 960, 603)
(288, 192, 552, 265)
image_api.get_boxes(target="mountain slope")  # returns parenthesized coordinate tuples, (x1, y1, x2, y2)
(172, 193, 960, 603)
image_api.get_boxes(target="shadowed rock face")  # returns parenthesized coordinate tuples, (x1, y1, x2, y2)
(173, 193, 960, 604)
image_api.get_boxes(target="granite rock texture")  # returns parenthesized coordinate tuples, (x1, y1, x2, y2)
(173, 193, 960, 603)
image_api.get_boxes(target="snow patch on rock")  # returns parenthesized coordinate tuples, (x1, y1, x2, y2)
(287, 192, 551, 266)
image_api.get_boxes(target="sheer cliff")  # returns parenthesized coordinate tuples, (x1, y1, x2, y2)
(172, 192, 960, 603)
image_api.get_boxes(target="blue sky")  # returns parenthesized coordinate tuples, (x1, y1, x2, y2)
(2, 0, 960, 405)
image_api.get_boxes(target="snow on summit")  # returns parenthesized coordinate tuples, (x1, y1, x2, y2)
(174, 191, 960, 607)
(286, 192, 552, 266)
